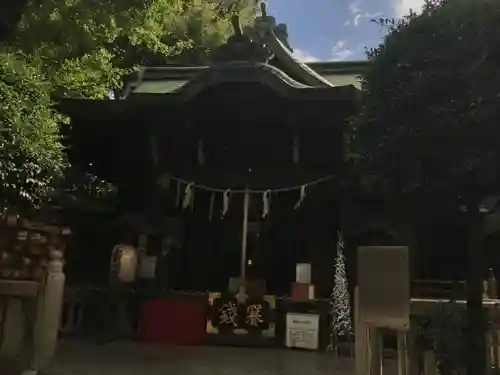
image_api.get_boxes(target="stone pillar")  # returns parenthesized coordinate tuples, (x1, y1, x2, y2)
(0, 297, 26, 358)
(30, 249, 65, 372)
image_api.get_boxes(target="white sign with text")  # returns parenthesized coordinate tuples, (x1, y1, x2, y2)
(286, 313, 320, 350)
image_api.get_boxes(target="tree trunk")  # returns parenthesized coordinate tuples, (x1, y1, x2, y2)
(465, 208, 486, 375)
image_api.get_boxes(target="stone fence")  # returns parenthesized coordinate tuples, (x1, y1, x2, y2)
(0, 251, 65, 374)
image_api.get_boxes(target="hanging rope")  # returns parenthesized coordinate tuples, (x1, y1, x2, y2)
(168, 173, 336, 194)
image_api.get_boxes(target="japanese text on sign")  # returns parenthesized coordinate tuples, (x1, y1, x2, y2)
(219, 301, 238, 326)
(246, 303, 264, 327)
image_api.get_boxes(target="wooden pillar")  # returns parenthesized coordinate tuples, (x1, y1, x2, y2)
(355, 286, 383, 375)
(31, 249, 65, 372)
(308, 200, 338, 297)
(188, 218, 211, 290)
(354, 286, 366, 375)
(182, 199, 212, 291)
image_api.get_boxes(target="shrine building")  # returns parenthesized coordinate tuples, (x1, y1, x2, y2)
(59, 5, 366, 298)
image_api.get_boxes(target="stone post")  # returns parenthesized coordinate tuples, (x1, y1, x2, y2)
(30, 249, 65, 372)
(0, 297, 25, 359)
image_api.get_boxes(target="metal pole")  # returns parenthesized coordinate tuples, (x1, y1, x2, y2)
(240, 189, 250, 280)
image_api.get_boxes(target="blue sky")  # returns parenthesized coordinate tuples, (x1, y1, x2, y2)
(266, 0, 426, 61)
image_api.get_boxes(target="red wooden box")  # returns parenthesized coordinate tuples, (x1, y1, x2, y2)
(139, 296, 207, 345)
(291, 282, 315, 302)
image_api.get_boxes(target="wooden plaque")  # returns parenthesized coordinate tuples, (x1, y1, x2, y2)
(357, 246, 410, 330)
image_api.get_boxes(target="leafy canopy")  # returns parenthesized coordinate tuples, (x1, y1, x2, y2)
(9, 0, 183, 98)
(160, 0, 258, 65)
(0, 0, 259, 211)
(352, 0, 500, 205)
(0, 50, 64, 210)
(6, 0, 258, 97)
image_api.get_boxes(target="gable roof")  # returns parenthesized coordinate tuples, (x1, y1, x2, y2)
(125, 60, 367, 96)
(121, 3, 368, 97)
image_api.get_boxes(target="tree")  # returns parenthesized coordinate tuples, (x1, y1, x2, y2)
(0, 0, 257, 212)
(0, 1, 28, 41)
(4, 0, 258, 98)
(159, 0, 258, 65)
(1, 0, 164, 210)
(351, 0, 500, 373)
(0, 50, 65, 211)
(7, 0, 181, 98)
(109, 0, 258, 67)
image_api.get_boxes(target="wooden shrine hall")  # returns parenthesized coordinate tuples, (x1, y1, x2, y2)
(60, 2, 364, 295)
(60, 4, 363, 301)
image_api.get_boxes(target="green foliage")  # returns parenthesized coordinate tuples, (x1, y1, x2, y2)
(429, 301, 465, 373)
(353, 4, 500, 373)
(161, 0, 258, 65)
(0, 0, 258, 211)
(6, 0, 258, 97)
(0, 50, 65, 210)
(113, 0, 259, 66)
(3, 0, 258, 96)
(417, 300, 465, 374)
(352, 0, 500, 205)
(0, 1, 28, 41)
(8, 0, 183, 98)
(51, 166, 118, 212)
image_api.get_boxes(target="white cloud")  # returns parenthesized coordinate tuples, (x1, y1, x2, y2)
(347, 0, 363, 27)
(330, 41, 354, 61)
(348, 0, 361, 15)
(393, 0, 425, 18)
(293, 49, 320, 62)
(347, 0, 383, 27)
(291, 42, 355, 63)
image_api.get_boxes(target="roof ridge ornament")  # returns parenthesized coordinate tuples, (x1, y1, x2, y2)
(261, 2, 266, 16)
(210, 14, 273, 64)
(243, 2, 293, 52)
(231, 14, 243, 36)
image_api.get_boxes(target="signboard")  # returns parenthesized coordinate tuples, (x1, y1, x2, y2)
(357, 246, 410, 330)
(206, 292, 276, 338)
(286, 313, 320, 350)
(296, 263, 311, 283)
(138, 256, 157, 279)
